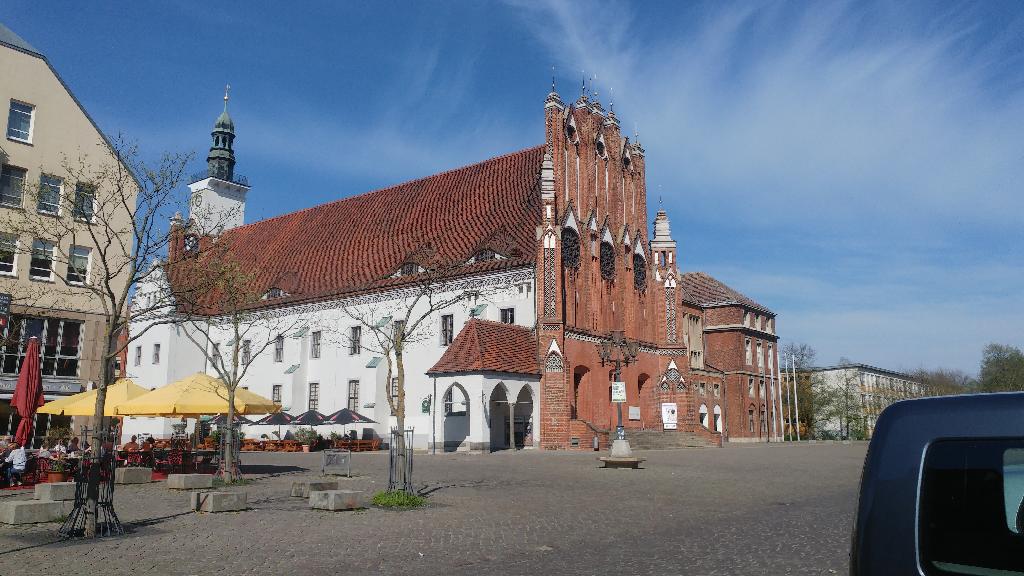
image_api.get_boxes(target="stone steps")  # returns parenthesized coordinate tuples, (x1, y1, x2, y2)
(626, 430, 718, 450)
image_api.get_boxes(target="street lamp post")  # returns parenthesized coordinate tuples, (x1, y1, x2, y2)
(598, 330, 640, 450)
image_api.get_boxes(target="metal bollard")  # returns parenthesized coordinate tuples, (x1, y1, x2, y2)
(593, 436, 599, 451)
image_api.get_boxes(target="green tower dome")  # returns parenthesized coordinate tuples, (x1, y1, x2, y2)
(207, 85, 236, 181)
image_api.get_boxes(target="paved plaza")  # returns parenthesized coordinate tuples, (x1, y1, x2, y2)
(0, 443, 866, 576)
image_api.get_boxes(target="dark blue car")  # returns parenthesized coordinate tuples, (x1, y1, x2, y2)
(851, 392, 1024, 575)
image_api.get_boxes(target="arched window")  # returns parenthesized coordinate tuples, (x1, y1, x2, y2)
(565, 115, 578, 144)
(713, 405, 722, 432)
(561, 227, 580, 270)
(633, 252, 646, 291)
(595, 133, 607, 159)
(599, 242, 615, 280)
(699, 404, 709, 428)
(444, 383, 468, 416)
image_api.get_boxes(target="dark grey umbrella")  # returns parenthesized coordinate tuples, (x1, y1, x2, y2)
(324, 408, 377, 439)
(324, 408, 376, 426)
(209, 413, 253, 426)
(291, 410, 327, 426)
(254, 411, 294, 439)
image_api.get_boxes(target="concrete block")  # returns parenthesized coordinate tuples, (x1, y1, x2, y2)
(115, 467, 153, 484)
(0, 500, 63, 524)
(166, 474, 214, 490)
(61, 500, 76, 516)
(309, 490, 366, 511)
(35, 482, 77, 501)
(189, 491, 247, 513)
(290, 480, 339, 498)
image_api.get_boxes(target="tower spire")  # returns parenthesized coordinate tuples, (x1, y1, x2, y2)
(207, 86, 236, 182)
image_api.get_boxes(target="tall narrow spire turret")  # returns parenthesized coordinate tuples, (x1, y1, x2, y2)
(207, 85, 236, 182)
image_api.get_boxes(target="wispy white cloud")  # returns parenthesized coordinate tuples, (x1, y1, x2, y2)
(516, 0, 1024, 373)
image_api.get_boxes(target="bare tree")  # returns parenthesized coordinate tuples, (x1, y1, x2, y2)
(781, 342, 818, 439)
(338, 263, 482, 492)
(911, 367, 976, 396)
(170, 244, 303, 482)
(0, 138, 219, 536)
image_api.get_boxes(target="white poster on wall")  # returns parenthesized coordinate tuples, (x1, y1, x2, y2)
(661, 402, 678, 430)
(628, 406, 641, 420)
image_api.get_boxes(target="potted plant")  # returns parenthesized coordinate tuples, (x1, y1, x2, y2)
(294, 427, 318, 452)
(47, 458, 69, 483)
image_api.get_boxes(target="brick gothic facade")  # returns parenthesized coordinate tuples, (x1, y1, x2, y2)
(155, 87, 780, 450)
(534, 89, 779, 448)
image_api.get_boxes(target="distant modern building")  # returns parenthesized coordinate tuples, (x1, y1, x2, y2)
(0, 23, 135, 440)
(808, 363, 923, 438)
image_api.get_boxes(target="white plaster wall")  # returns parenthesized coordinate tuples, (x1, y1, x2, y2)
(130, 267, 537, 448)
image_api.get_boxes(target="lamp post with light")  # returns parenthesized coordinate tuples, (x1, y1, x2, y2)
(598, 330, 640, 452)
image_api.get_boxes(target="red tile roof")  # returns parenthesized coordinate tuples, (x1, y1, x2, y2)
(427, 319, 539, 376)
(185, 146, 545, 310)
(680, 272, 773, 314)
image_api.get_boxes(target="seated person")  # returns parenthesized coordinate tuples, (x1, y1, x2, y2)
(51, 440, 68, 455)
(68, 437, 80, 454)
(2, 441, 27, 486)
(142, 437, 155, 451)
(123, 435, 140, 452)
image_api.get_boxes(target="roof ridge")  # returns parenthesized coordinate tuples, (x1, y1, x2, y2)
(225, 144, 545, 236)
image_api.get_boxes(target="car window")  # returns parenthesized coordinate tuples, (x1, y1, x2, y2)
(919, 439, 1024, 575)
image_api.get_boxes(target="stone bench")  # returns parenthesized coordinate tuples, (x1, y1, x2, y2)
(35, 481, 77, 502)
(167, 474, 214, 490)
(309, 490, 366, 511)
(291, 480, 339, 498)
(597, 456, 646, 469)
(189, 491, 247, 513)
(115, 467, 154, 484)
(0, 500, 63, 524)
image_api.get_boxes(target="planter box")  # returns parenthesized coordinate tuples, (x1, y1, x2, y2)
(189, 491, 247, 513)
(0, 500, 62, 524)
(34, 482, 76, 502)
(114, 467, 154, 484)
(166, 474, 214, 490)
(290, 480, 339, 498)
(309, 490, 366, 511)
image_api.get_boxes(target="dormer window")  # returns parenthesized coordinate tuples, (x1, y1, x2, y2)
(396, 262, 423, 277)
(263, 287, 288, 300)
(476, 249, 496, 262)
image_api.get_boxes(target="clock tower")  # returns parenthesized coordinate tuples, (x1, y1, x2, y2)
(187, 86, 250, 234)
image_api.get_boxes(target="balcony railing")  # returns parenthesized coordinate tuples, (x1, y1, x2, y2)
(190, 171, 249, 187)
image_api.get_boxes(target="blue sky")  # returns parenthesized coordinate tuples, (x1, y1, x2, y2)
(5, 1, 1022, 374)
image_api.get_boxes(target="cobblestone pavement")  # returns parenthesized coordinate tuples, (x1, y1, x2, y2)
(0, 443, 866, 576)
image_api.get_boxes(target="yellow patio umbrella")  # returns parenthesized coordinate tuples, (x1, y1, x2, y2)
(114, 372, 279, 417)
(38, 378, 148, 417)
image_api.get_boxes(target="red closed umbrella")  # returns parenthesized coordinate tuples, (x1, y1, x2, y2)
(11, 337, 43, 447)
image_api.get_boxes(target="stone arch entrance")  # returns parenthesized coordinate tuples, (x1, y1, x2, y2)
(489, 384, 511, 451)
(513, 386, 533, 449)
(442, 382, 470, 452)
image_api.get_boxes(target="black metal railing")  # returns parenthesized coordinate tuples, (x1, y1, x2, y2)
(189, 171, 249, 186)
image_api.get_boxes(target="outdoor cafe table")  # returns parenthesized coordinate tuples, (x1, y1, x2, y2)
(119, 449, 218, 473)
